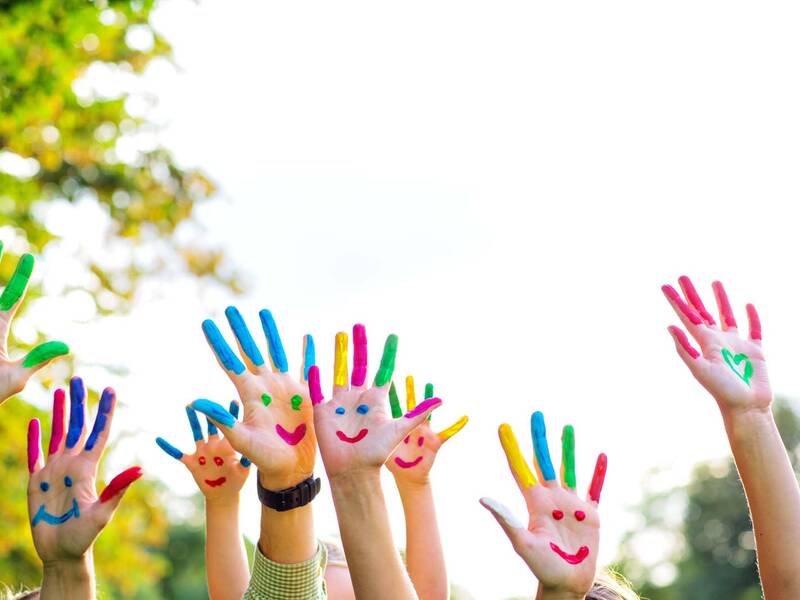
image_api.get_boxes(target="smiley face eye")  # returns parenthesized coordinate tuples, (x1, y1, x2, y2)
(199, 456, 207, 465)
(214, 457, 223, 466)
(404, 436, 410, 444)
(40, 481, 50, 493)
(552, 509, 564, 520)
(417, 436, 424, 447)
(356, 404, 369, 415)
(575, 510, 586, 521)
(335, 407, 346, 415)
(64, 476, 73, 488)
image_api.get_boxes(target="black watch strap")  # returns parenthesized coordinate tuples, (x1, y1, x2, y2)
(257, 472, 321, 512)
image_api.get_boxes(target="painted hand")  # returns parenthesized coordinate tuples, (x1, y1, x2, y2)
(156, 401, 250, 502)
(0, 247, 69, 405)
(480, 412, 607, 597)
(27, 377, 142, 563)
(308, 324, 443, 479)
(386, 376, 467, 485)
(191, 307, 316, 491)
(662, 277, 771, 415)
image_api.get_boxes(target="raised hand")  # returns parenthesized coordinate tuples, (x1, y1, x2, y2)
(481, 411, 607, 598)
(386, 376, 467, 484)
(662, 276, 771, 415)
(190, 307, 316, 491)
(0, 246, 69, 404)
(308, 324, 443, 478)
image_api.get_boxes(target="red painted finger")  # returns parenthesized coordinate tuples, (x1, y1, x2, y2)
(588, 453, 607, 503)
(99, 466, 143, 503)
(712, 281, 738, 330)
(668, 325, 700, 359)
(661, 284, 703, 326)
(308, 365, 324, 406)
(678, 276, 716, 326)
(48, 388, 65, 455)
(28, 419, 41, 474)
(746, 303, 762, 341)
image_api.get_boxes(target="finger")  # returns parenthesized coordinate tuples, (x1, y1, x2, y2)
(351, 323, 368, 388)
(21, 340, 69, 372)
(28, 418, 43, 474)
(156, 437, 185, 461)
(661, 284, 704, 330)
(405, 375, 416, 411)
(190, 399, 239, 443)
(185, 406, 204, 444)
(374, 334, 398, 388)
(437, 415, 468, 442)
(84, 388, 116, 457)
(48, 388, 66, 456)
(747, 303, 762, 342)
(531, 411, 556, 484)
(393, 397, 443, 442)
(498, 424, 537, 490)
(479, 497, 527, 546)
(301, 334, 315, 382)
(95, 466, 144, 524)
(259, 309, 288, 373)
(667, 325, 701, 362)
(678, 275, 716, 326)
(424, 383, 434, 422)
(588, 453, 608, 504)
(560, 425, 576, 490)
(202, 319, 247, 377)
(206, 417, 219, 438)
(228, 401, 251, 467)
(712, 280, 738, 331)
(224, 306, 265, 373)
(388, 381, 403, 418)
(308, 365, 325, 406)
(65, 376, 87, 450)
(333, 331, 349, 391)
(0, 253, 34, 314)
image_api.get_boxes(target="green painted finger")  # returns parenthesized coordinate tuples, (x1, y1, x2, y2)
(561, 425, 576, 489)
(424, 382, 434, 421)
(389, 381, 402, 418)
(374, 334, 398, 387)
(0, 253, 34, 311)
(22, 341, 69, 369)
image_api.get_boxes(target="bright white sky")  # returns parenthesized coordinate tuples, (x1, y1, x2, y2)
(15, 1, 800, 598)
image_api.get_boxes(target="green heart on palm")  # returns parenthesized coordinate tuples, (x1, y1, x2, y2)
(721, 348, 754, 386)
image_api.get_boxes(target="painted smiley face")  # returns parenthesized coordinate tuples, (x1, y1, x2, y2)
(393, 434, 425, 468)
(334, 405, 370, 444)
(261, 393, 309, 446)
(199, 455, 228, 487)
(549, 509, 590, 564)
(32, 476, 80, 526)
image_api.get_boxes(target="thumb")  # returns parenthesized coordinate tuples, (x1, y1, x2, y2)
(392, 397, 442, 441)
(21, 340, 70, 374)
(479, 497, 528, 548)
(95, 466, 143, 522)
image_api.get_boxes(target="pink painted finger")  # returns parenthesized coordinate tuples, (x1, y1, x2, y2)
(404, 397, 442, 419)
(308, 365, 325, 406)
(351, 323, 368, 387)
(746, 303, 762, 341)
(588, 453, 607, 503)
(667, 325, 700, 359)
(48, 388, 66, 455)
(712, 281, 738, 330)
(661, 284, 703, 326)
(99, 466, 143, 503)
(678, 276, 716, 326)
(28, 419, 42, 474)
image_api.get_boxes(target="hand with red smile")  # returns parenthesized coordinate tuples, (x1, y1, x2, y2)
(480, 410, 607, 599)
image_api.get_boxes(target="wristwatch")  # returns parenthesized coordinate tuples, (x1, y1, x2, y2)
(257, 472, 321, 512)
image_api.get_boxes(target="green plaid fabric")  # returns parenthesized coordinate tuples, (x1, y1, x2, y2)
(242, 542, 328, 600)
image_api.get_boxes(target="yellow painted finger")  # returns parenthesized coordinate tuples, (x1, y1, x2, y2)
(334, 332, 349, 387)
(405, 375, 416, 411)
(499, 423, 537, 489)
(438, 415, 469, 442)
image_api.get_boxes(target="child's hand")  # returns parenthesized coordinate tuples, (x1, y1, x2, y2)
(156, 401, 250, 502)
(662, 276, 771, 416)
(386, 376, 467, 485)
(481, 412, 607, 598)
(0, 248, 69, 405)
(308, 324, 443, 479)
(191, 307, 316, 491)
(27, 377, 142, 563)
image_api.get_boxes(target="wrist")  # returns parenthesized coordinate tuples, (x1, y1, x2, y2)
(394, 475, 432, 496)
(205, 495, 240, 512)
(721, 406, 776, 444)
(259, 469, 313, 492)
(537, 588, 585, 600)
(41, 554, 94, 600)
(329, 466, 381, 491)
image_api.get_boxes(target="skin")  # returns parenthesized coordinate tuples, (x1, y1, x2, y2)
(663, 276, 800, 600)
(28, 381, 142, 600)
(309, 325, 443, 600)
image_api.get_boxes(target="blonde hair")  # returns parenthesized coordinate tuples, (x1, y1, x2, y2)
(586, 570, 641, 600)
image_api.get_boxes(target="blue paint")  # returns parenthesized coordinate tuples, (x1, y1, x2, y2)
(85, 388, 114, 451)
(156, 437, 184, 460)
(206, 418, 219, 437)
(229, 401, 240, 419)
(259, 310, 288, 373)
(240, 456, 251, 467)
(225, 306, 265, 367)
(356, 404, 369, 415)
(192, 399, 236, 428)
(31, 499, 80, 527)
(304, 334, 316, 381)
(64, 476, 73, 487)
(335, 407, 346, 415)
(66, 377, 85, 449)
(40, 481, 49, 492)
(185, 406, 204, 442)
(202, 319, 245, 375)
(531, 411, 556, 481)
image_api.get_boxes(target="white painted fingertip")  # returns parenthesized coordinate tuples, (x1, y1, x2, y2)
(480, 496, 524, 529)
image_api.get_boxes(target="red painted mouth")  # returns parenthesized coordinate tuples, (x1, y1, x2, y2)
(394, 456, 423, 469)
(205, 477, 227, 487)
(549, 542, 590, 565)
(336, 428, 368, 444)
(276, 423, 307, 446)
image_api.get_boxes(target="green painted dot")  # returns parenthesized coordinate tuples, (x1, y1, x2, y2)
(261, 393, 272, 407)
(291, 395, 303, 411)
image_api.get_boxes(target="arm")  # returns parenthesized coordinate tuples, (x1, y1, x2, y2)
(205, 499, 250, 600)
(40, 554, 95, 600)
(662, 276, 800, 600)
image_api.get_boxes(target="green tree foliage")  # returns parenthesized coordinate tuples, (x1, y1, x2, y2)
(616, 399, 800, 600)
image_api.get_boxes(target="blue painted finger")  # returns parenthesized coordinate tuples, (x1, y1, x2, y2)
(240, 456, 251, 467)
(303, 334, 316, 381)
(156, 437, 184, 460)
(191, 399, 236, 429)
(185, 406, 204, 442)
(85, 388, 115, 451)
(259, 309, 288, 373)
(531, 411, 556, 481)
(202, 319, 246, 375)
(66, 377, 85, 449)
(225, 306, 265, 367)
(229, 401, 240, 419)
(206, 417, 219, 437)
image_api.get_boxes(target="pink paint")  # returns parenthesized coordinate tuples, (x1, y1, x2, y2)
(199, 456, 206, 465)
(205, 476, 227, 487)
(308, 366, 324, 406)
(575, 510, 586, 521)
(417, 436, 424, 447)
(712, 281, 738, 329)
(404, 436, 410, 444)
(678, 276, 716, 325)
(668, 325, 700, 359)
(336, 428, 369, 443)
(351, 323, 367, 387)
(550, 542, 590, 565)
(588, 453, 607, 503)
(404, 397, 442, 419)
(48, 388, 65, 455)
(100, 466, 143, 503)
(662, 284, 703, 325)
(394, 456, 423, 469)
(747, 303, 762, 340)
(552, 509, 564, 520)
(275, 423, 307, 446)
(214, 456, 223, 466)
(27, 418, 40, 474)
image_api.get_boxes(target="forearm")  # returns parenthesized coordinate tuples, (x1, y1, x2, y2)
(40, 553, 95, 600)
(258, 472, 317, 563)
(396, 479, 448, 600)
(535, 588, 585, 600)
(331, 469, 417, 600)
(723, 408, 800, 599)
(206, 498, 250, 600)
